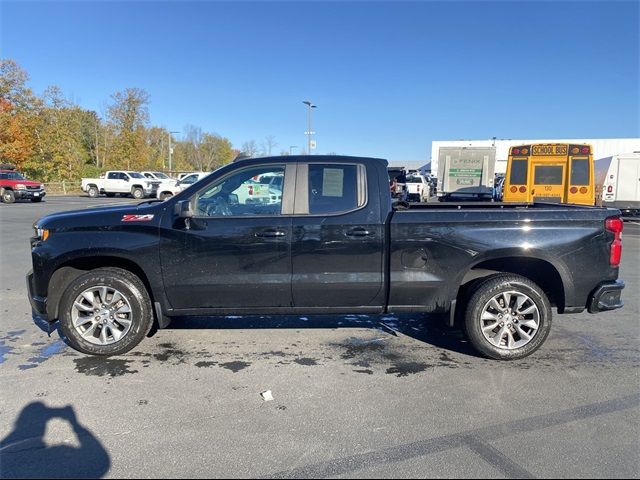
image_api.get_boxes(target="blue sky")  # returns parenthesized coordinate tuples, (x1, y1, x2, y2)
(2, 1, 638, 160)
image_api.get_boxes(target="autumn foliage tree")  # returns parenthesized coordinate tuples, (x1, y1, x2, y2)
(0, 59, 248, 181)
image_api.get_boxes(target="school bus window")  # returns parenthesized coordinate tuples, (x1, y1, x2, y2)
(534, 166, 563, 185)
(509, 159, 528, 184)
(570, 158, 590, 185)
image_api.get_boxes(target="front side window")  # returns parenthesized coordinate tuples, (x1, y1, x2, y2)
(195, 165, 285, 217)
(308, 164, 361, 214)
(128, 172, 144, 179)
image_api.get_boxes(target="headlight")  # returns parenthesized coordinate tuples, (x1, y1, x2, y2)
(34, 225, 50, 241)
(16, 183, 27, 190)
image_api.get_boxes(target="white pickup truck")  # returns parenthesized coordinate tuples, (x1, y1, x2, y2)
(81, 171, 160, 199)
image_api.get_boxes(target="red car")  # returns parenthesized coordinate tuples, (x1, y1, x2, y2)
(0, 167, 46, 203)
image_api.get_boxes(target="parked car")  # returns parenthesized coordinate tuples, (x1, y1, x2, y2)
(29, 155, 625, 361)
(406, 174, 431, 202)
(0, 166, 46, 203)
(81, 171, 160, 199)
(156, 172, 211, 200)
(258, 173, 284, 204)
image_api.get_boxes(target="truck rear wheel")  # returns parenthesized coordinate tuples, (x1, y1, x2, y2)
(463, 274, 552, 360)
(58, 267, 153, 356)
(87, 186, 99, 198)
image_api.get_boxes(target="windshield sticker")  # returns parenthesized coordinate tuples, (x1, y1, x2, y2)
(322, 168, 344, 197)
(122, 214, 154, 222)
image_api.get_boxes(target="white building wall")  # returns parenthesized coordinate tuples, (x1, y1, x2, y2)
(430, 138, 640, 176)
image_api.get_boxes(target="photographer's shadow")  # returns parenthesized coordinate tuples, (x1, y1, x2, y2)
(0, 402, 110, 479)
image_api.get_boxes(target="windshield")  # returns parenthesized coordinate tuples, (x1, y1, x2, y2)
(406, 176, 423, 183)
(154, 172, 170, 179)
(128, 172, 144, 179)
(0, 172, 26, 180)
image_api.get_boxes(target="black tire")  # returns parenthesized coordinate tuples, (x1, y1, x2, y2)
(58, 267, 154, 356)
(31, 197, 43, 202)
(159, 192, 173, 201)
(87, 186, 99, 198)
(105, 192, 115, 198)
(131, 187, 144, 199)
(463, 274, 552, 360)
(2, 190, 16, 204)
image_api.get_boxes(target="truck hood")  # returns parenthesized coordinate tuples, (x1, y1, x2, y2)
(35, 201, 164, 231)
(6, 179, 42, 187)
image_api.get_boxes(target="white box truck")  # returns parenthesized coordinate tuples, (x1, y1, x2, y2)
(595, 152, 640, 216)
(437, 146, 496, 201)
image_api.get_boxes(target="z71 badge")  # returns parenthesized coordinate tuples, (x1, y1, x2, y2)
(121, 214, 154, 222)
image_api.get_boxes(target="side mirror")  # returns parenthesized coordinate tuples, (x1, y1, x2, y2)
(174, 200, 194, 218)
(123, 176, 130, 182)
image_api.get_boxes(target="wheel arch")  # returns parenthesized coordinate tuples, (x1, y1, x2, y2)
(47, 256, 156, 321)
(455, 256, 567, 316)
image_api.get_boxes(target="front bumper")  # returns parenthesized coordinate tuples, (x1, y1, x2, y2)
(16, 189, 46, 200)
(588, 280, 625, 313)
(26, 270, 49, 321)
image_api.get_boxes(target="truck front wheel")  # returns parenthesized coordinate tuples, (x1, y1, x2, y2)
(58, 267, 154, 356)
(464, 274, 552, 360)
(2, 190, 16, 203)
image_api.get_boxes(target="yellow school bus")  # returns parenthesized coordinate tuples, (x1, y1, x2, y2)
(503, 143, 595, 205)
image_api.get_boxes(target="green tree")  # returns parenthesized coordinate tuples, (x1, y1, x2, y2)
(107, 88, 150, 170)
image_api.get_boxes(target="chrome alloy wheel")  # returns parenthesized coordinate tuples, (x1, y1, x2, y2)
(480, 290, 540, 350)
(71, 286, 133, 345)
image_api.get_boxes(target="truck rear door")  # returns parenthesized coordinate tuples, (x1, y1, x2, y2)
(291, 162, 386, 310)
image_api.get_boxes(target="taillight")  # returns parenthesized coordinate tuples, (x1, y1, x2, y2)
(606, 217, 623, 266)
(570, 187, 578, 194)
(579, 187, 588, 194)
(519, 186, 527, 193)
(510, 186, 518, 193)
(607, 186, 613, 193)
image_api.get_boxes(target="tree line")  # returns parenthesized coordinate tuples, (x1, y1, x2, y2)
(0, 59, 286, 182)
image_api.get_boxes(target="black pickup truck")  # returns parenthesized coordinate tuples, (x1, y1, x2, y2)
(28, 156, 625, 360)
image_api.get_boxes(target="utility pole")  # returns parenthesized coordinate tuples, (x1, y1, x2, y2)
(168, 130, 180, 172)
(302, 101, 317, 155)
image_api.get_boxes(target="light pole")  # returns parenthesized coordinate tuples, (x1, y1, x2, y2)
(302, 100, 317, 155)
(168, 130, 180, 172)
(289, 145, 298, 155)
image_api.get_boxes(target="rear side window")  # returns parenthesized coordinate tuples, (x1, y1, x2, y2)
(308, 164, 361, 214)
(570, 158, 590, 185)
(107, 172, 119, 179)
(509, 159, 528, 185)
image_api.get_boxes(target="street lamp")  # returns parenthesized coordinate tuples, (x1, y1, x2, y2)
(289, 145, 298, 155)
(168, 131, 180, 172)
(302, 100, 317, 155)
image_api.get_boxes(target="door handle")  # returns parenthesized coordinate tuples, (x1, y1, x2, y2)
(346, 228, 371, 237)
(255, 230, 286, 238)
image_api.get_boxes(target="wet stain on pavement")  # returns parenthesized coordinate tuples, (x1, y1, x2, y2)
(74, 357, 139, 377)
(386, 362, 430, 377)
(219, 361, 251, 373)
(294, 357, 319, 366)
(195, 361, 217, 368)
(353, 369, 374, 375)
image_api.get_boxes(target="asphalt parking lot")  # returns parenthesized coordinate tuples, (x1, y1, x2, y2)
(1, 196, 639, 478)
